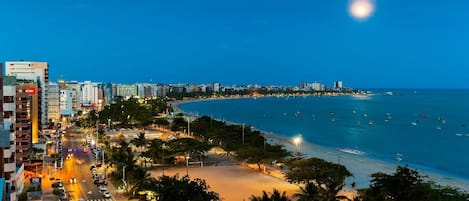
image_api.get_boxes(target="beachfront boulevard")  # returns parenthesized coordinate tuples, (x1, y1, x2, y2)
(42, 126, 115, 201)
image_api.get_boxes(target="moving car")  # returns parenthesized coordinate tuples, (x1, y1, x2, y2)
(103, 191, 111, 198)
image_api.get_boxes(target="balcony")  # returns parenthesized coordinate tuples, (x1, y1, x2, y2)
(3, 148, 13, 158)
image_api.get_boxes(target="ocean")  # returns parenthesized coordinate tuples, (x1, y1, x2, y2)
(177, 90, 469, 189)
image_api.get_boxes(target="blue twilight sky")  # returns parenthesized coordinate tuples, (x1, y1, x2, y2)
(0, 0, 467, 88)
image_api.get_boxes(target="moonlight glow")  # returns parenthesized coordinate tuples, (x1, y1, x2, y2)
(349, 0, 374, 19)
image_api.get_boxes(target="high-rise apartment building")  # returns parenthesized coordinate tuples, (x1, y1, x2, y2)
(115, 84, 138, 98)
(0, 129, 17, 201)
(5, 62, 48, 128)
(334, 81, 343, 90)
(15, 80, 40, 163)
(66, 81, 82, 112)
(81, 81, 99, 107)
(1, 73, 19, 201)
(213, 82, 221, 92)
(47, 82, 60, 123)
(60, 90, 76, 116)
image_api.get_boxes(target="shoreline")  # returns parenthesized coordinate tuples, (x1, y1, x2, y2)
(172, 96, 469, 191)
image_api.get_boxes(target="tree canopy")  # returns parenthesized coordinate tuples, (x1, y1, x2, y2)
(286, 157, 352, 201)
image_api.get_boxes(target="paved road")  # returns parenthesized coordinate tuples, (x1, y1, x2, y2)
(60, 126, 114, 201)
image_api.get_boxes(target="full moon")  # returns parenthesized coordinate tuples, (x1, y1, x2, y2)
(349, 0, 374, 20)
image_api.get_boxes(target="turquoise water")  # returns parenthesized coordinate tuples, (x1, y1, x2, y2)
(178, 90, 469, 183)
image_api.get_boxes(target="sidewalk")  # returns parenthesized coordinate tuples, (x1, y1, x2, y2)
(105, 177, 128, 201)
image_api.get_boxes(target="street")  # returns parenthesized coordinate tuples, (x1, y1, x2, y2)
(49, 126, 114, 201)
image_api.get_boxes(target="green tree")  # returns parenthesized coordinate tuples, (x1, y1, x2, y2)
(144, 139, 165, 165)
(130, 132, 147, 153)
(286, 157, 352, 201)
(170, 116, 188, 131)
(361, 166, 469, 201)
(151, 175, 220, 201)
(294, 182, 321, 201)
(250, 189, 291, 201)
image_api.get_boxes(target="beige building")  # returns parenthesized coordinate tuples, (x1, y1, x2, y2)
(5, 62, 49, 129)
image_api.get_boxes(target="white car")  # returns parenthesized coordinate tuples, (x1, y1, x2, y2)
(103, 191, 111, 198)
(98, 185, 107, 191)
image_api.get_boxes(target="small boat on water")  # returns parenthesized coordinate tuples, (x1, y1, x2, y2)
(435, 126, 442, 130)
(338, 148, 365, 155)
(368, 120, 374, 125)
(456, 133, 463, 137)
(385, 91, 393, 96)
(411, 122, 418, 126)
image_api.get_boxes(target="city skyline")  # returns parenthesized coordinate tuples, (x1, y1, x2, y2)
(1, 0, 467, 89)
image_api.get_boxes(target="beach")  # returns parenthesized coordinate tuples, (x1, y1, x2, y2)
(174, 93, 469, 191)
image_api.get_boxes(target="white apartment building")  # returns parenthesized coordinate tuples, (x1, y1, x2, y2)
(67, 81, 82, 111)
(5, 61, 49, 128)
(115, 84, 138, 98)
(60, 90, 76, 116)
(213, 82, 221, 92)
(47, 82, 60, 123)
(81, 81, 99, 107)
(2, 76, 19, 201)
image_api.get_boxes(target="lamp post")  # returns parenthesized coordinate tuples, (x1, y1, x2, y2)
(293, 135, 302, 158)
(162, 143, 166, 176)
(187, 117, 191, 136)
(186, 153, 190, 176)
(102, 149, 106, 179)
(122, 165, 126, 187)
(242, 123, 245, 145)
(95, 113, 99, 164)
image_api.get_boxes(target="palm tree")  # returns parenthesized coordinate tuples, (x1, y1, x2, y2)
(131, 132, 147, 152)
(250, 189, 291, 201)
(144, 139, 164, 166)
(294, 183, 321, 201)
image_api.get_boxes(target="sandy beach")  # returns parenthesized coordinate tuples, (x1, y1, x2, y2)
(150, 165, 299, 201)
(173, 97, 469, 192)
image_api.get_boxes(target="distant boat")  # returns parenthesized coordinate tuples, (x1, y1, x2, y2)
(435, 126, 442, 130)
(385, 92, 393, 96)
(411, 122, 418, 126)
(352, 110, 356, 114)
(456, 133, 463, 137)
(363, 114, 368, 118)
(368, 120, 374, 125)
(338, 148, 365, 155)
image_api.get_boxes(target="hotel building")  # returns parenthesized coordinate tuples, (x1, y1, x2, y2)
(5, 62, 49, 129)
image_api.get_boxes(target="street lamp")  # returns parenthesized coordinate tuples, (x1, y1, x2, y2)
(293, 135, 302, 157)
(186, 153, 190, 176)
(122, 165, 127, 187)
(242, 123, 245, 145)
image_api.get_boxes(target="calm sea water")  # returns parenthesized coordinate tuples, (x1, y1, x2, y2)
(178, 90, 469, 181)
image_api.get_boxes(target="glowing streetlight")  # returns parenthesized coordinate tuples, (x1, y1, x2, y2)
(293, 135, 302, 157)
